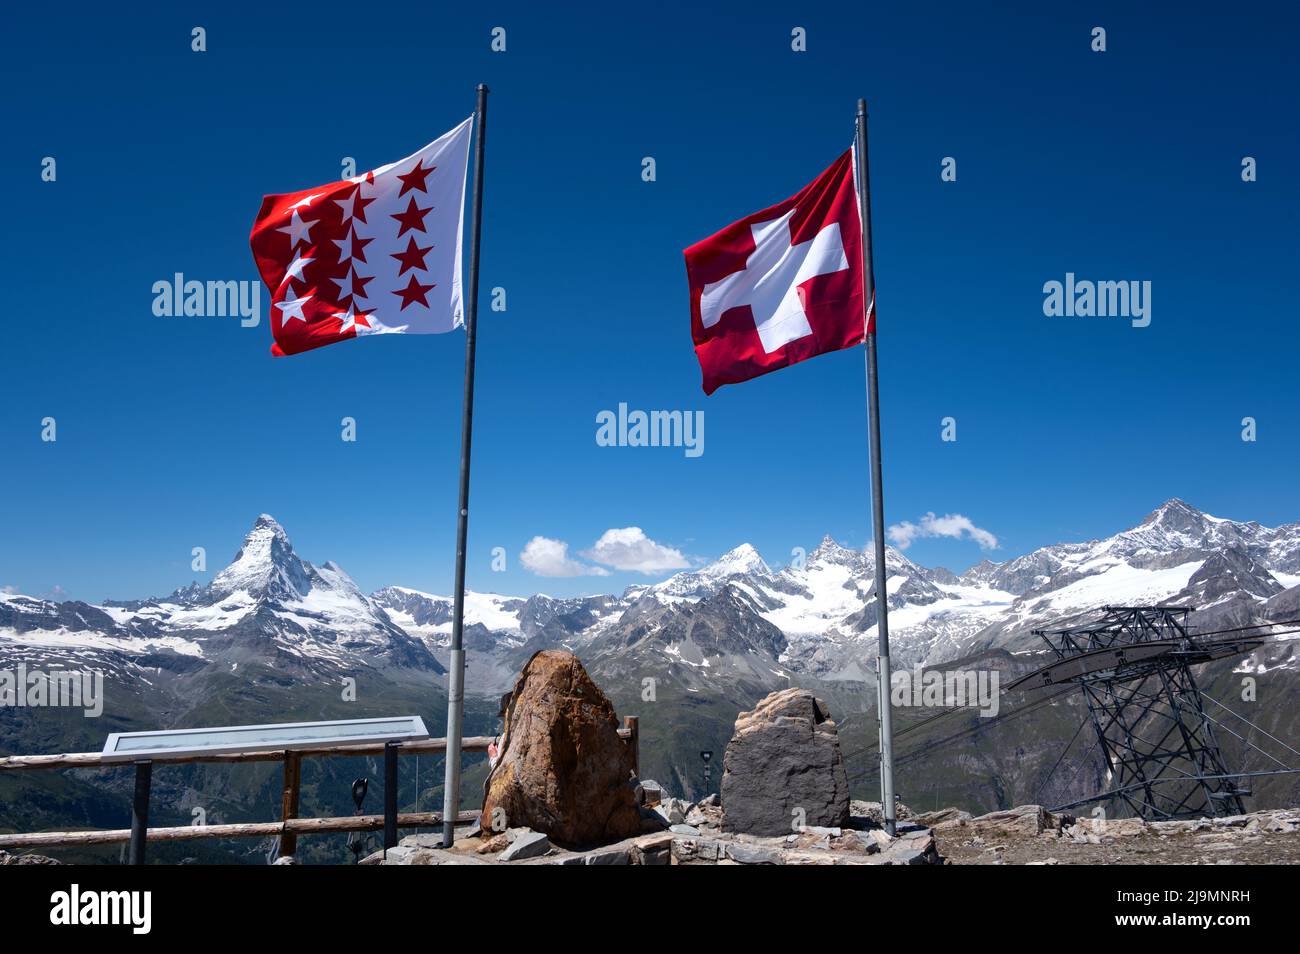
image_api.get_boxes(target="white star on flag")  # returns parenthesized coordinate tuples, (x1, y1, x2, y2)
(279, 253, 314, 288)
(274, 286, 313, 323)
(276, 211, 316, 250)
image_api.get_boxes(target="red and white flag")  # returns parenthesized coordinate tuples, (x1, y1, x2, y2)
(684, 148, 870, 394)
(250, 118, 472, 357)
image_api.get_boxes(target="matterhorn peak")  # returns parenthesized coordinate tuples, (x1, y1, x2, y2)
(210, 514, 311, 601)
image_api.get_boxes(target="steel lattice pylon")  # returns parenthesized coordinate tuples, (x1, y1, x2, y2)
(1034, 606, 1247, 820)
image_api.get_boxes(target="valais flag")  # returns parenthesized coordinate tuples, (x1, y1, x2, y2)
(684, 148, 870, 394)
(251, 118, 472, 356)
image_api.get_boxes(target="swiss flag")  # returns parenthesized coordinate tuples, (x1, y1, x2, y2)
(250, 118, 472, 357)
(684, 148, 870, 395)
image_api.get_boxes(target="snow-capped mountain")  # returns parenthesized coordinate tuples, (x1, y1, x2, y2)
(371, 586, 528, 647)
(368, 587, 633, 652)
(587, 531, 1015, 678)
(585, 583, 796, 699)
(2, 514, 442, 678)
(0, 591, 208, 682)
(955, 499, 1300, 657)
(638, 543, 772, 601)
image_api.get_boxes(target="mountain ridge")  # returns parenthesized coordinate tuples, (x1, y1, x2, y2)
(6, 499, 1300, 679)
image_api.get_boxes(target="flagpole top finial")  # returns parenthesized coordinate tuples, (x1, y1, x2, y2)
(477, 83, 489, 93)
(857, 98, 867, 116)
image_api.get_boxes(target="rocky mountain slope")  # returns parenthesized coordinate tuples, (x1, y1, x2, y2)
(381, 499, 1300, 690)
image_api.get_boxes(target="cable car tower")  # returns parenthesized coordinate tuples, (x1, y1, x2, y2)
(1012, 606, 1262, 820)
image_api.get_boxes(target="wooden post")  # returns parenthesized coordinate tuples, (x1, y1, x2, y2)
(383, 741, 398, 854)
(128, 760, 151, 865)
(278, 751, 301, 858)
(623, 716, 640, 778)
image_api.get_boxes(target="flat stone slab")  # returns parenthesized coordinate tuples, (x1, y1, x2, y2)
(500, 830, 552, 861)
(727, 843, 781, 865)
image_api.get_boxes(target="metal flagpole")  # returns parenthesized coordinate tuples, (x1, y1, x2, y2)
(855, 98, 897, 837)
(441, 83, 489, 849)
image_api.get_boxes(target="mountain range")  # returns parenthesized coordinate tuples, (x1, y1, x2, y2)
(4, 498, 1300, 859)
(384, 497, 1300, 689)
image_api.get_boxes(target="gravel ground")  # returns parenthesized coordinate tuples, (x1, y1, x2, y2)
(937, 813, 1300, 865)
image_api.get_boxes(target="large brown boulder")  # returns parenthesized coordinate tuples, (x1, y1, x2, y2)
(480, 650, 642, 847)
(720, 688, 850, 836)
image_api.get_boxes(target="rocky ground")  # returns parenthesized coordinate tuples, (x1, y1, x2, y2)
(357, 801, 1300, 866)
(918, 804, 1300, 865)
(362, 796, 941, 865)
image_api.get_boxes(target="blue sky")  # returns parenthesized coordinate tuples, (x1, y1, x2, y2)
(3, 2, 1297, 603)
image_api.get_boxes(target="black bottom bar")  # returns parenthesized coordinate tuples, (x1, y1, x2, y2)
(11, 863, 1277, 937)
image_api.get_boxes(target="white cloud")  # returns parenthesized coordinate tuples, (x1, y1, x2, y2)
(887, 512, 999, 551)
(521, 528, 690, 578)
(520, 537, 610, 578)
(582, 527, 690, 574)
(1, 585, 19, 596)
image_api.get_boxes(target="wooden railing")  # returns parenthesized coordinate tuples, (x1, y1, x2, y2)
(0, 717, 640, 862)
(0, 735, 487, 859)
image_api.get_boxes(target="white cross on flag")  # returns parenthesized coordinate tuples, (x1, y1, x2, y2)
(684, 148, 869, 394)
(250, 118, 472, 356)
